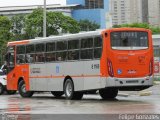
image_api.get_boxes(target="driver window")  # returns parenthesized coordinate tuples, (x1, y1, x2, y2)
(6, 46, 15, 72)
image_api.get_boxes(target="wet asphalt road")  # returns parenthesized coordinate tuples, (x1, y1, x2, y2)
(0, 84, 160, 120)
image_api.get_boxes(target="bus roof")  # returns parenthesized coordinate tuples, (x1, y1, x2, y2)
(8, 30, 103, 46)
(8, 28, 150, 46)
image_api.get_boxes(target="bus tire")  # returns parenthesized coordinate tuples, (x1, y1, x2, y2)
(64, 79, 83, 100)
(18, 80, 34, 98)
(51, 91, 63, 98)
(0, 84, 4, 95)
(6, 90, 17, 95)
(99, 88, 118, 99)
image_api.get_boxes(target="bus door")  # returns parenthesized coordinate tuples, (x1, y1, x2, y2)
(6, 46, 16, 90)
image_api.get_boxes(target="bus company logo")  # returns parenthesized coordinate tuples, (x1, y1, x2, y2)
(117, 69, 122, 74)
(128, 70, 136, 74)
(138, 56, 145, 63)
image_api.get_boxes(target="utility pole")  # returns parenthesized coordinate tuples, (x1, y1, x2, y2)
(43, 0, 47, 37)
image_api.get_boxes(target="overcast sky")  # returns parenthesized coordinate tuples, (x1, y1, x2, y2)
(0, 0, 66, 7)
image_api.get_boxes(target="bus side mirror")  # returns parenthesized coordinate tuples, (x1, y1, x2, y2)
(105, 32, 108, 37)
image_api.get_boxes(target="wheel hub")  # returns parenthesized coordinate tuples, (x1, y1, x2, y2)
(21, 84, 26, 93)
(66, 82, 72, 97)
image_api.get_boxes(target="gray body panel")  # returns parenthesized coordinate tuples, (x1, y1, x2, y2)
(29, 60, 105, 91)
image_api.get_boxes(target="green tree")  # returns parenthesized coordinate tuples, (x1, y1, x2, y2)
(113, 23, 160, 34)
(79, 19, 100, 31)
(25, 8, 80, 39)
(0, 16, 12, 65)
(11, 14, 26, 40)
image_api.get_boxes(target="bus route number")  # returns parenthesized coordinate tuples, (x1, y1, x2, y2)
(91, 64, 100, 69)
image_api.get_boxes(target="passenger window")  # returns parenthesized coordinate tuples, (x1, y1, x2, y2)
(57, 41, 67, 51)
(81, 49, 93, 59)
(17, 46, 25, 54)
(68, 50, 79, 60)
(68, 40, 79, 50)
(94, 36, 102, 59)
(46, 42, 55, 52)
(16, 45, 26, 64)
(94, 37, 102, 47)
(81, 38, 93, 48)
(94, 48, 102, 58)
(45, 53, 56, 62)
(26, 54, 35, 63)
(56, 52, 67, 61)
(36, 44, 45, 53)
(35, 54, 45, 62)
(26, 45, 35, 53)
(17, 54, 25, 64)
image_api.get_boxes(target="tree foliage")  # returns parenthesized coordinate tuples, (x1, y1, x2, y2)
(11, 14, 26, 40)
(0, 16, 11, 50)
(25, 8, 80, 39)
(113, 23, 160, 34)
(79, 19, 100, 31)
(0, 16, 12, 65)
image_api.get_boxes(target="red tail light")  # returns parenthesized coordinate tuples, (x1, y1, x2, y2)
(107, 59, 114, 77)
(149, 58, 153, 76)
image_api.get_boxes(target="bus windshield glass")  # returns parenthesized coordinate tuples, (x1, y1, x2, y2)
(111, 31, 148, 50)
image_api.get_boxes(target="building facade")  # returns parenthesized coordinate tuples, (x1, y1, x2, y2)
(109, 0, 148, 26)
(0, 4, 78, 17)
(110, 0, 160, 27)
(148, 0, 160, 27)
(67, 0, 110, 29)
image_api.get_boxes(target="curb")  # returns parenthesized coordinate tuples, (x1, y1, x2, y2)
(154, 81, 160, 85)
(139, 91, 152, 96)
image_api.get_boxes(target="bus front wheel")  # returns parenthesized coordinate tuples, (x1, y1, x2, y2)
(18, 80, 34, 98)
(64, 79, 83, 100)
(99, 88, 118, 99)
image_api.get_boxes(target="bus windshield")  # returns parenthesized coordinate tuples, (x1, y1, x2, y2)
(111, 31, 148, 50)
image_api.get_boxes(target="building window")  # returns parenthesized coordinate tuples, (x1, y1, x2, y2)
(85, 0, 104, 9)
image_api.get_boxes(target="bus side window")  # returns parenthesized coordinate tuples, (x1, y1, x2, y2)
(56, 52, 67, 61)
(16, 45, 26, 64)
(26, 45, 35, 63)
(68, 50, 79, 60)
(35, 54, 45, 62)
(94, 36, 102, 59)
(56, 41, 67, 61)
(80, 38, 93, 60)
(68, 40, 79, 60)
(26, 54, 35, 63)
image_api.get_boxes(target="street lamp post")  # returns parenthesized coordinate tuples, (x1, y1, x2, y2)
(43, 0, 47, 37)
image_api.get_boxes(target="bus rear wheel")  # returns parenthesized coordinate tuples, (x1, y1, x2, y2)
(99, 88, 118, 100)
(64, 79, 83, 100)
(18, 80, 34, 98)
(0, 84, 4, 95)
(51, 91, 63, 98)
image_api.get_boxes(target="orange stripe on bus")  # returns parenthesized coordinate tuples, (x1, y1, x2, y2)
(8, 40, 30, 46)
(29, 75, 102, 79)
